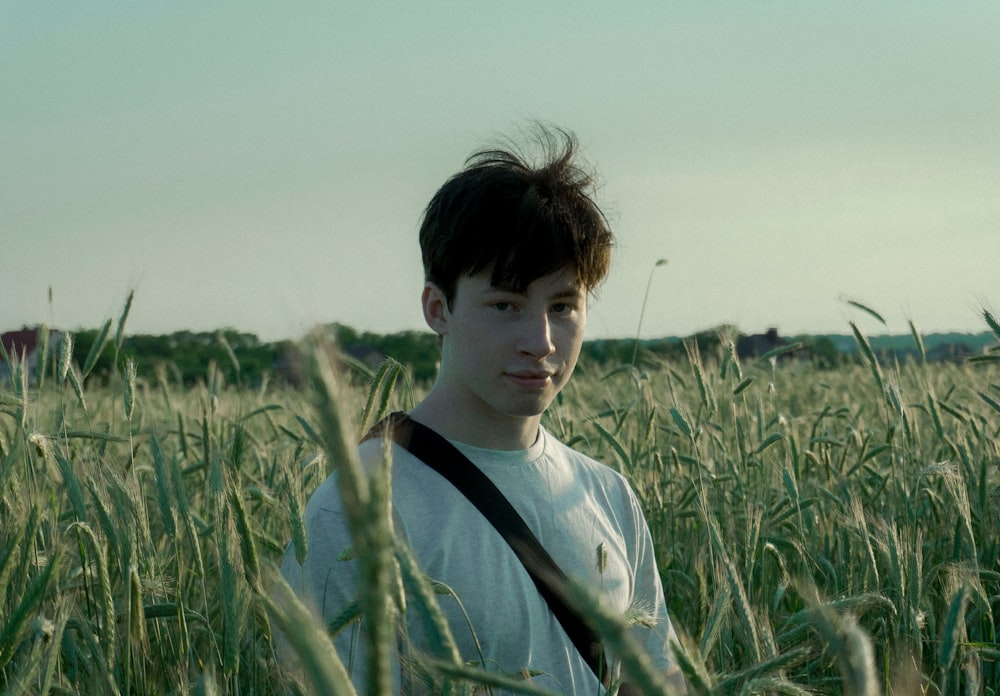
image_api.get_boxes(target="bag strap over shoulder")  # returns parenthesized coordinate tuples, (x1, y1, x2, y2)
(364, 411, 610, 687)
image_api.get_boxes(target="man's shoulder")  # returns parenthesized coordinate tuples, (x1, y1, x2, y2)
(305, 438, 408, 508)
(303, 471, 344, 515)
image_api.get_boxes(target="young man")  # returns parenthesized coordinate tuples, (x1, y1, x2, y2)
(281, 127, 685, 694)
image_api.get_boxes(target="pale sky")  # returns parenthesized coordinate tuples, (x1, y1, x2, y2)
(4, 2, 998, 343)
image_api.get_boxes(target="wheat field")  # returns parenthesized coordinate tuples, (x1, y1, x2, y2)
(1, 315, 998, 695)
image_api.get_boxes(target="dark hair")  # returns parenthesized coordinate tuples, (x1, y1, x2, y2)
(418, 126, 614, 307)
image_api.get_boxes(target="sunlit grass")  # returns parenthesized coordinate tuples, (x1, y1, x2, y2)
(0, 312, 998, 694)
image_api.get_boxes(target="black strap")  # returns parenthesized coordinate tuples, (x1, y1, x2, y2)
(364, 412, 610, 686)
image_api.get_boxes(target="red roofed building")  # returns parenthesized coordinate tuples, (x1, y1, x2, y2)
(0, 326, 62, 384)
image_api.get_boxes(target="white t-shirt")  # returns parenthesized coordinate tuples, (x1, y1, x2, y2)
(280, 425, 679, 693)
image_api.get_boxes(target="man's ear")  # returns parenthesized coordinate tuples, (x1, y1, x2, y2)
(421, 282, 449, 336)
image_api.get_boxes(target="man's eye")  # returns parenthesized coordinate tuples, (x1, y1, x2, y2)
(552, 303, 573, 314)
(493, 302, 513, 312)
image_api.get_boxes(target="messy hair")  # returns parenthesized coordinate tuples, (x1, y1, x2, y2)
(418, 125, 614, 307)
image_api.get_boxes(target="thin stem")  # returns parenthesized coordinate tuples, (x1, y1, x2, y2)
(630, 259, 668, 368)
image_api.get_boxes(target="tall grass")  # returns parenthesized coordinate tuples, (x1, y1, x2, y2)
(0, 310, 997, 694)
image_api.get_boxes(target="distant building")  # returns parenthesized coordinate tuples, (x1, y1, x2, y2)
(0, 326, 62, 384)
(736, 328, 791, 360)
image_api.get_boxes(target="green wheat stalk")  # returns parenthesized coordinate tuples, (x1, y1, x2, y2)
(266, 577, 357, 696)
(71, 521, 117, 673)
(114, 289, 135, 369)
(0, 535, 60, 673)
(81, 318, 112, 380)
(305, 331, 398, 693)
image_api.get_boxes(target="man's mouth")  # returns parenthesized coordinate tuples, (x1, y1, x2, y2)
(506, 371, 554, 388)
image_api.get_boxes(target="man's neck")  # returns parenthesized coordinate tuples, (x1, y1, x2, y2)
(408, 392, 541, 451)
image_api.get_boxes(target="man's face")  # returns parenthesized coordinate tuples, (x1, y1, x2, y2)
(430, 266, 587, 431)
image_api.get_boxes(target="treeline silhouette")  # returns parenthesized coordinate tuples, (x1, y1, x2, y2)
(69, 323, 440, 387)
(29, 323, 993, 389)
(63, 323, 844, 388)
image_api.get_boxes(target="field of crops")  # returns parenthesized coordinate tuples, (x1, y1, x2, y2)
(1, 319, 998, 695)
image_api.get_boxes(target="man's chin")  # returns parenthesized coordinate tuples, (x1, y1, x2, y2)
(502, 396, 556, 419)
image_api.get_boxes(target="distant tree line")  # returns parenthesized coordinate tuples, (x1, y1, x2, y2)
(45, 323, 995, 390)
(66, 323, 440, 388)
(71, 328, 295, 387)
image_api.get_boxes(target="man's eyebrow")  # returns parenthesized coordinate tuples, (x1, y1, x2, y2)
(480, 283, 584, 298)
(552, 285, 585, 299)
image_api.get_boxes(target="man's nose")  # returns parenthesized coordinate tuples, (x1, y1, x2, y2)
(518, 312, 555, 359)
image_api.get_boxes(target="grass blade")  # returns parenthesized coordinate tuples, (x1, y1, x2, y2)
(908, 319, 926, 363)
(81, 318, 112, 380)
(850, 321, 885, 396)
(983, 308, 1000, 341)
(266, 578, 358, 696)
(842, 297, 887, 327)
(114, 289, 136, 367)
(0, 547, 61, 672)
